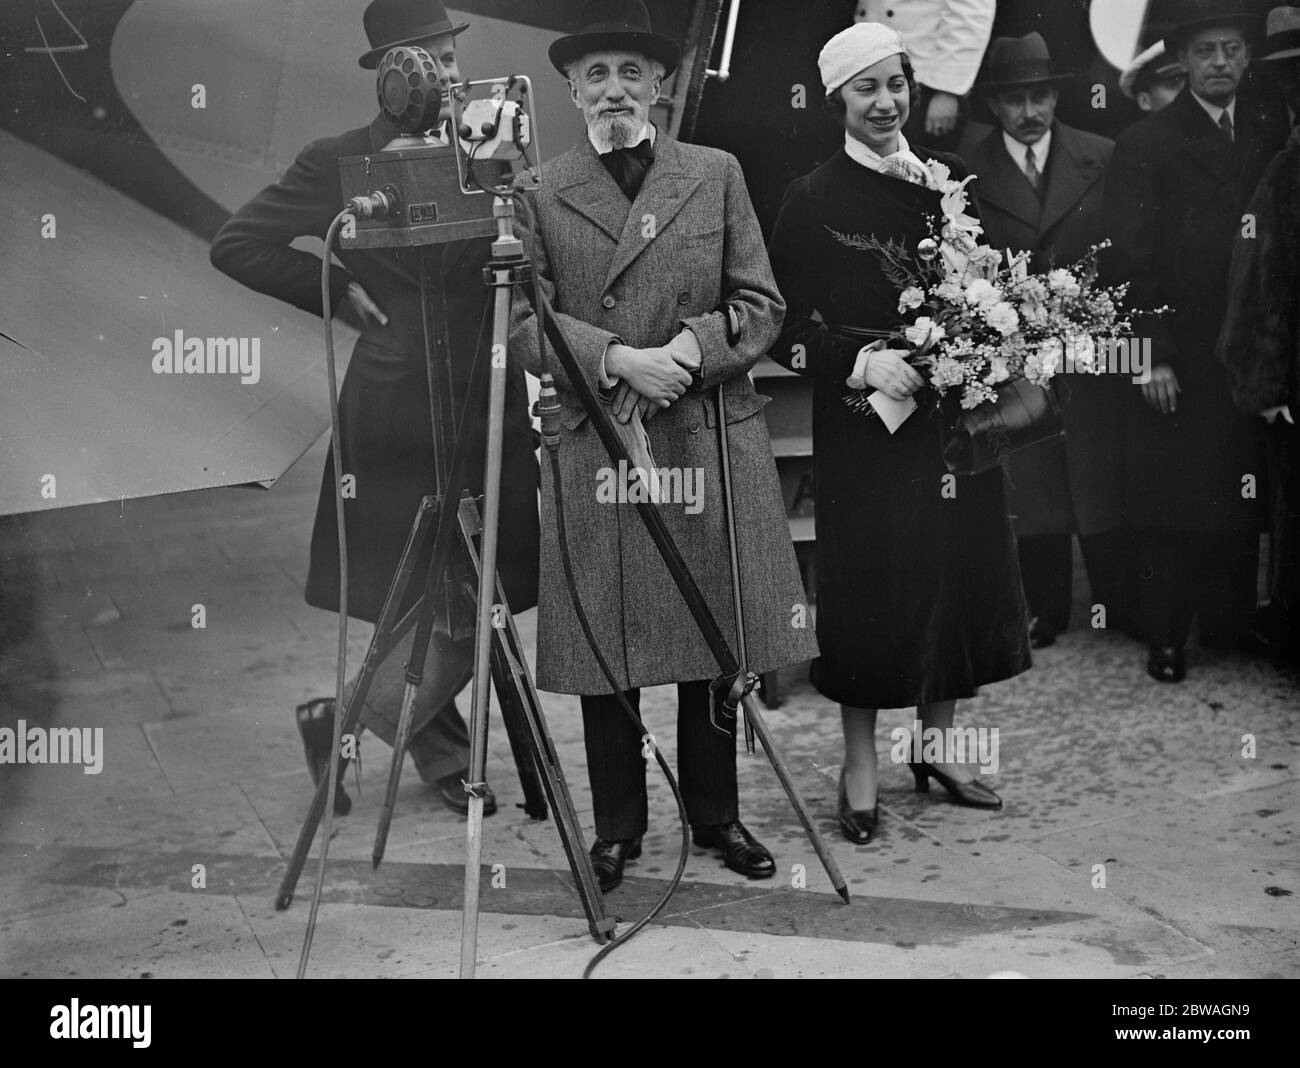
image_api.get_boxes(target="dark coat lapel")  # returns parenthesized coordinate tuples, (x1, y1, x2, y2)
(1174, 88, 1241, 185)
(1038, 123, 1105, 237)
(603, 134, 703, 291)
(970, 129, 1042, 230)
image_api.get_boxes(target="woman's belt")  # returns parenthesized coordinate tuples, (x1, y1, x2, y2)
(827, 324, 893, 342)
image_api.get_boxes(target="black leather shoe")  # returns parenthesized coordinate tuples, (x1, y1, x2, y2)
(908, 761, 1002, 809)
(1146, 644, 1186, 683)
(837, 773, 878, 844)
(435, 771, 497, 817)
(1028, 616, 1057, 649)
(691, 820, 776, 878)
(296, 698, 350, 816)
(589, 837, 642, 892)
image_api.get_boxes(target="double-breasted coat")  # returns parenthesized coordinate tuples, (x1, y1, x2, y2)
(768, 148, 1031, 709)
(211, 115, 540, 623)
(970, 121, 1124, 537)
(1104, 88, 1288, 532)
(509, 132, 819, 696)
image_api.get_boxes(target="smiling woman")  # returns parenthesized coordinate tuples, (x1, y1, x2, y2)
(767, 20, 1031, 846)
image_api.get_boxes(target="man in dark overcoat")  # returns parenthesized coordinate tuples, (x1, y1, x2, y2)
(1104, 0, 1290, 682)
(1218, 6, 1300, 662)
(969, 33, 1132, 648)
(509, 0, 818, 891)
(210, 0, 540, 812)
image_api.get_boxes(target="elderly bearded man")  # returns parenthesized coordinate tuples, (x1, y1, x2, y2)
(510, 0, 818, 892)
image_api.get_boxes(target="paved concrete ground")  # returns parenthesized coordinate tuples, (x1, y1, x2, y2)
(1, 436, 1297, 979)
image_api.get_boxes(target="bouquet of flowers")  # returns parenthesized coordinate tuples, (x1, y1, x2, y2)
(831, 158, 1144, 419)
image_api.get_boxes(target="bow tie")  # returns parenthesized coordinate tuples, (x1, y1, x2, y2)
(601, 139, 655, 200)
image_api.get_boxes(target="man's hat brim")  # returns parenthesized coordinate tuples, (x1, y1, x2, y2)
(1165, 13, 1261, 50)
(548, 31, 680, 76)
(975, 72, 1076, 94)
(359, 19, 469, 69)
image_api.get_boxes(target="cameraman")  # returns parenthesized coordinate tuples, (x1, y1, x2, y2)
(210, 0, 540, 815)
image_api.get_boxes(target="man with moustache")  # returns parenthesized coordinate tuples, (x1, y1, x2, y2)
(968, 33, 1133, 649)
(210, 0, 540, 812)
(509, 0, 817, 891)
(1105, 0, 1289, 682)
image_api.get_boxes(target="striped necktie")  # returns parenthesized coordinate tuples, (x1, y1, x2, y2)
(1024, 144, 1043, 198)
(1218, 110, 1235, 143)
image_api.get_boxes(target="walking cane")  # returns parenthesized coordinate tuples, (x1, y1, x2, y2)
(713, 384, 850, 904)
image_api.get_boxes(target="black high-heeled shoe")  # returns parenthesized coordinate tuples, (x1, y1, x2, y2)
(908, 760, 1002, 810)
(837, 772, 878, 844)
(296, 698, 351, 815)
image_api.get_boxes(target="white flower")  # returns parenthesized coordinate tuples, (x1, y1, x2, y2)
(931, 356, 966, 389)
(983, 356, 1011, 384)
(925, 158, 953, 188)
(984, 301, 1021, 337)
(1047, 269, 1081, 298)
(1026, 337, 1063, 383)
(964, 279, 1002, 308)
(961, 381, 996, 409)
(1006, 249, 1032, 283)
(904, 317, 946, 348)
(934, 278, 964, 303)
(898, 286, 925, 313)
(1065, 332, 1096, 372)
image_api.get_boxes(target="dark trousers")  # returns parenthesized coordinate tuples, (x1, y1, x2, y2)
(1137, 527, 1260, 648)
(1018, 530, 1139, 634)
(580, 680, 737, 841)
(1017, 533, 1073, 631)
(1080, 529, 1139, 635)
(349, 625, 474, 784)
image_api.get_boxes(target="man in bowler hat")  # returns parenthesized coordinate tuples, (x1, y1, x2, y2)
(509, 0, 818, 891)
(968, 33, 1134, 649)
(210, 0, 541, 812)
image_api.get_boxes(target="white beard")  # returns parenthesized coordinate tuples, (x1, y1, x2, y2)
(587, 111, 644, 152)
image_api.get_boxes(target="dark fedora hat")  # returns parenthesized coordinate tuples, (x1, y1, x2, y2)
(548, 0, 681, 77)
(1152, 0, 1262, 51)
(1259, 5, 1300, 61)
(358, 0, 469, 70)
(974, 32, 1074, 92)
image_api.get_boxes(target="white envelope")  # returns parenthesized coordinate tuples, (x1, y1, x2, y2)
(867, 390, 918, 434)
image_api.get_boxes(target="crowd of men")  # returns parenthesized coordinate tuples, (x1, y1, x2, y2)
(871, 0, 1299, 684)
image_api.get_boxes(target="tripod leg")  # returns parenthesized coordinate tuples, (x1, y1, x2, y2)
(742, 694, 850, 903)
(488, 635, 548, 820)
(276, 497, 437, 910)
(371, 679, 419, 869)
(459, 267, 513, 980)
(459, 496, 612, 942)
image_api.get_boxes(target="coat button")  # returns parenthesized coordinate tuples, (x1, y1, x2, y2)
(677, 290, 690, 305)
(886, 8, 895, 17)
(688, 423, 701, 434)
(602, 294, 616, 309)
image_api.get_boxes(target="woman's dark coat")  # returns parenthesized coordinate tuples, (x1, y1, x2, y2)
(768, 148, 1031, 708)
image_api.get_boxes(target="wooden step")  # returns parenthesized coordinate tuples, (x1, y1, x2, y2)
(788, 515, 816, 543)
(768, 434, 812, 458)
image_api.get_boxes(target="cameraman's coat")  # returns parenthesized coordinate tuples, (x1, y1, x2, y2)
(510, 132, 819, 695)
